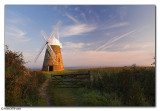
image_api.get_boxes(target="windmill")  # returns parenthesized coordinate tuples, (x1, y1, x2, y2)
(35, 21, 64, 71)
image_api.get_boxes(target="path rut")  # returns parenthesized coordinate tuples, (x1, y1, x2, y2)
(38, 79, 51, 106)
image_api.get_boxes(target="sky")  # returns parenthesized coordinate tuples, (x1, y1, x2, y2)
(5, 5, 155, 69)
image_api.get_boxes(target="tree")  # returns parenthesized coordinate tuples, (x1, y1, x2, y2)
(151, 56, 155, 66)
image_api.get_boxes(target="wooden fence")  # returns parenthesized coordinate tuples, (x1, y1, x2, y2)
(51, 71, 90, 88)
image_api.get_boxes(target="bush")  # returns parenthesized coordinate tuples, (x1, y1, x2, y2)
(5, 46, 46, 106)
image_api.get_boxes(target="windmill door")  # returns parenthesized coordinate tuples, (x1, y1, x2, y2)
(49, 66, 53, 71)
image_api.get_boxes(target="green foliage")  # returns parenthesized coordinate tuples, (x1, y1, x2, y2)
(5, 46, 46, 106)
(78, 88, 123, 106)
(45, 66, 155, 106)
(89, 67, 155, 106)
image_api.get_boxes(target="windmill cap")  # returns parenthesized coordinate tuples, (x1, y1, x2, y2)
(48, 37, 62, 48)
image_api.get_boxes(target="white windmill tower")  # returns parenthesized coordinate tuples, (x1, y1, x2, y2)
(35, 21, 64, 71)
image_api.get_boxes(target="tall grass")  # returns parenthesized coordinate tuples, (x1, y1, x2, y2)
(89, 67, 155, 106)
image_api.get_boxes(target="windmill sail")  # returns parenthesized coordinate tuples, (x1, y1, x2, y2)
(48, 21, 61, 41)
(35, 42, 47, 62)
(40, 30, 47, 41)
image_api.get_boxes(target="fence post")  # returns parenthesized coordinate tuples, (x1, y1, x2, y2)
(88, 70, 90, 82)
(88, 70, 91, 88)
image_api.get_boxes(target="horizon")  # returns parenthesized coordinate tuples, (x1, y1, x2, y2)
(5, 5, 155, 69)
(29, 65, 154, 71)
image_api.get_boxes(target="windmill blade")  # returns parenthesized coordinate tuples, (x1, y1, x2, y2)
(40, 30, 47, 41)
(48, 21, 61, 41)
(35, 43, 47, 62)
(47, 45, 56, 62)
(57, 31, 60, 41)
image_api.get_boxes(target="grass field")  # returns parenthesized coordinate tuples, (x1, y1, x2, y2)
(40, 66, 155, 106)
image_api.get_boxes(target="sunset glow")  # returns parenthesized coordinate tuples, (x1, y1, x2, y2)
(5, 5, 155, 69)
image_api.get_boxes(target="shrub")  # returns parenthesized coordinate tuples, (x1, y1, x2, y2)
(5, 46, 46, 106)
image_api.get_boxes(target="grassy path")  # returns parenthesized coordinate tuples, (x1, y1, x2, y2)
(46, 79, 80, 106)
(38, 79, 51, 106)
(49, 88, 79, 106)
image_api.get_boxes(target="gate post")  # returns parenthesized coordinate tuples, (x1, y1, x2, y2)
(88, 70, 90, 82)
(88, 70, 91, 88)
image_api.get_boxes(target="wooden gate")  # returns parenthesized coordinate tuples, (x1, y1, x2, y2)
(51, 71, 90, 88)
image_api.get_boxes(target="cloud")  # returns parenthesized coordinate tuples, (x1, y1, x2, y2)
(105, 32, 111, 36)
(63, 42, 84, 49)
(120, 44, 131, 50)
(62, 50, 154, 67)
(62, 41, 96, 52)
(5, 10, 32, 43)
(6, 26, 25, 38)
(96, 30, 135, 51)
(5, 26, 31, 43)
(103, 22, 129, 30)
(66, 13, 79, 24)
(118, 42, 155, 52)
(60, 24, 96, 37)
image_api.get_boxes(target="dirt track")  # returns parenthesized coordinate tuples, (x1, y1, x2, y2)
(38, 79, 51, 106)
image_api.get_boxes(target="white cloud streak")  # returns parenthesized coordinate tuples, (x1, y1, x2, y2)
(60, 24, 96, 37)
(66, 13, 79, 24)
(120, 42, 155, 51)
(63, 42, 84, 49)
(5, 10, 32, 43)
(96, 30, 135, 51)
(5, 26, 31, 43)
(6, 26, 25, 38)
(103, 22, 129, 30)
